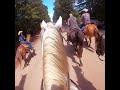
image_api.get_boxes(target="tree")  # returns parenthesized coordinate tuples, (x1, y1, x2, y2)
(15, 0, 50, 41)
(53, 0, 75, 22)
(75, 0, 105, 20)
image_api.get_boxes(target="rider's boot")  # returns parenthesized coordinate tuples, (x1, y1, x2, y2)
(81, 27, 85, 32)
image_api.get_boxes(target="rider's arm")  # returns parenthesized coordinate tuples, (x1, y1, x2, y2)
(81, 17, 84, 22)
(80, 14, 84, 22)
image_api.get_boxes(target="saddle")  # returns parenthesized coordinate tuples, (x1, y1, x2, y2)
(69, 27, 78, 35)
(67, 27, 78, 41)
(21, 44, 29, 48)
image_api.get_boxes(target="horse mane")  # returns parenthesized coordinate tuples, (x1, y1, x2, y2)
(42, 23, 69, 90)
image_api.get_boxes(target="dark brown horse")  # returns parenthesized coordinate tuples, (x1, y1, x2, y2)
(83, 24, 99, 49)
(67, 28, 84, 66)
(96, 33, 105, 61)
(15, 34, 32, 71)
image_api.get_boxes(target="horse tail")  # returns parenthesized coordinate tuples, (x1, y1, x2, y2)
(75, 30, 84, 47)
(75, 30, 84, 58)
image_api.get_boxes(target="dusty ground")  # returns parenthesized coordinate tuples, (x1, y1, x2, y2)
(15, 28, 105, 90)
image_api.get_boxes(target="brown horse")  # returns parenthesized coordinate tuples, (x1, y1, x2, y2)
(96, 33, 105, 61)
(15, 34, 32, 71)
(83, 24, 99, 49)
(67, 28, 84, 66)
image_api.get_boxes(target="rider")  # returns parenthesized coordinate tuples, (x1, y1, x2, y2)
(18, 31, 34, 51)
(79, 8, 91, 31)
(67, 13, 79, 40)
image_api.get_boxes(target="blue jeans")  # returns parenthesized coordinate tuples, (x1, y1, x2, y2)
(20, 41, 33, 49)
(79, 23, 85, 30)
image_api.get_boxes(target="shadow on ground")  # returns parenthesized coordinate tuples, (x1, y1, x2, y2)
(15, 75, 27, 90)
(72, 66, 97, 90)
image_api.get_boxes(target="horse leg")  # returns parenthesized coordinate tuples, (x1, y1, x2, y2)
(29, 48, 34, 57)
(30, 50, 33, 56)
(95, 40, 97, 50)
(78, 52, 83, 67)
(95, 37, 98, 50)
(72, 42, 78, 53)
(67, 33, 70, 42)
(79, 59, 83, 67)
(22, 53, 29, 68)
(85, 37, 88, 46)
(78, 46, 83, 66)
(84, 35, 88, 45)
(88, 37, 91, 46)
(15, 60, 19, 70)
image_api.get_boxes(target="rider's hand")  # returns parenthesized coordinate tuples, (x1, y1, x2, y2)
(80, 22, 83, 24)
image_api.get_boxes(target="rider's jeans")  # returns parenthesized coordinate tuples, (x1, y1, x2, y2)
(20, 41, 33, 49)
(79, 23, 85, 30)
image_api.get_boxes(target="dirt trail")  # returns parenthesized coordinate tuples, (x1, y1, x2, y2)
(15, 29, 105, 90)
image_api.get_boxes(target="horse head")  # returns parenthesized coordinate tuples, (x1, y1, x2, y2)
(41, 16, 63, 54)
(41, 16, 62, 32)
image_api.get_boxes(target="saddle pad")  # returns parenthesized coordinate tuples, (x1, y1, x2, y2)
(21, 44, 29, 48)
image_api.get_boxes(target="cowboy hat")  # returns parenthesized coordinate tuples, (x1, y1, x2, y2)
(18, 31, 23, 35)
(82, 8, 88, 12)
(69, 13, 73, 16)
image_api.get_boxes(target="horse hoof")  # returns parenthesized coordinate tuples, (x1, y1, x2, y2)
(79, 63, 83, 67)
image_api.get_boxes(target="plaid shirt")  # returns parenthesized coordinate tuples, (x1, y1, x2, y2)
(68, 16, 79, 29)
(81, 12, 91, 25)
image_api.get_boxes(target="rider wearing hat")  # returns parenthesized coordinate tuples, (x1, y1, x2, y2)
(79, 8, 91, 30)
(67, 13, 79, 41)
(18, 31, 34, 51)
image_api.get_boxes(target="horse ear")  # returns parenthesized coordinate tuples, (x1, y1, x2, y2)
(41, 20, 47, 30)
(55, 16, 62, 29)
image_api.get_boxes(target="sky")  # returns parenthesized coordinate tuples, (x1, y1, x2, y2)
(42, 0, 55, 21)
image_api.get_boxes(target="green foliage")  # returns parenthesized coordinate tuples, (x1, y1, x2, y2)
(53, 0, 83, 26)
(15, 0, 50, 41)
(53, 0, 75, 22)
(77, 0, 105, 20)
(69, 11, 81, 26)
